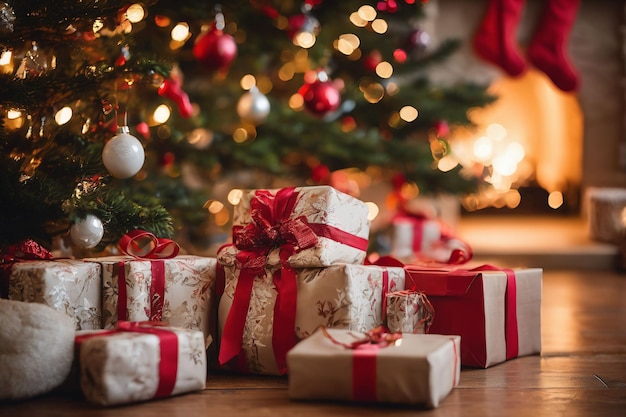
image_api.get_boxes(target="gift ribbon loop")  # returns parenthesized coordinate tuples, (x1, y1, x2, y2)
(118, 230, 180, 259)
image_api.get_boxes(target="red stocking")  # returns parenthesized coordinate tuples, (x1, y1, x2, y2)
(527, 0, 580, 92)
(473, 0, 527, 77)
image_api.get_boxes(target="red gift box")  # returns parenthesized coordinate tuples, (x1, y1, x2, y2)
(405, 265, 542, 368)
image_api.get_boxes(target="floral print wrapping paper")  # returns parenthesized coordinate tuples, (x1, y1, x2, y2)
(5, 259, 101, 330)
(78, 326, 206, 406)
(95, 255, 217, 348)
(233, 186, 371, 267)
(385, 290, 435, 334)
(217, 246, 405, 375)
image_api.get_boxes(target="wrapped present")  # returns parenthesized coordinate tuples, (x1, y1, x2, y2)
(390, 212, 472, 265)
(93, 251, 217, 348)
(217, 244, 405, 375)
(75, 322, 206, 406)
(287, 327, 460, 408)
(405, 265, 542, 368)
(1, 245, 101, 330)
(385, 290, 435, 334)
(232, 186, 370, 267)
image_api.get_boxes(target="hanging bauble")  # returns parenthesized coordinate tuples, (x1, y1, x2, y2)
(237, 86, 270, 124)
(0, 1, 16, 36)
(432, 120, 450, 138)
(70, 214, 104, 249)
(193, 24, 237, 71)
(404, 28, 431, 59)
(287, 12, 320, 48)
(15, 41, 49, 79)
(102, 126, 145, 179)
(158, 78, 193, 118)
(363, 50, 382, 72)
(298, 75, 341, 117)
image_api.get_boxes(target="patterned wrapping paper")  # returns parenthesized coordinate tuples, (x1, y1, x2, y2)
(385, 290, 435, 334)
(232, 185, 371, 267)
(217, 245, 405, 375)
(93, 255, 217, 348)
(76, 325, 206, 406)
(405, 266, 542, 368)
(2, 259, 101, 330)
(287, 328, 461, 408)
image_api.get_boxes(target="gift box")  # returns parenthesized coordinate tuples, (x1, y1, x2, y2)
(287, 327, 460, 408)
(232, 186, 370, 267)
(217, 244, 405, 375)
(75, 322, 206, 406)
(1, 259, 101, 330)
(405, 266, 542, 368)
(94, 255, 217, 347)
(385, 290, 435, 334)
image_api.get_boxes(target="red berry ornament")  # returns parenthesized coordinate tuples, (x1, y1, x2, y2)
(298, 80, 341, 117)
(158, 78, 193, 118)
(193, 25, 237, 71)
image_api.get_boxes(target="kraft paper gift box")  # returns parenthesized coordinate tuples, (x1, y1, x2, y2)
(405, 266, 542, 368)
(217, 245, 405, 375)
(75, 323, 206, 406)
(231, 185, 371, 267)
(1, 259, 102, 330)
(287, 327, 461, 408)
(385, 290, 435, 334)
(94, 255, 217, 348)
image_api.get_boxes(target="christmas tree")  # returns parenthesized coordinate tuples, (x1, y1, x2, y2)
(0, 0, 495, 255)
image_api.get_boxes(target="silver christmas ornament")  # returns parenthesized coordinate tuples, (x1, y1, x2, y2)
(102, 126, 145, 179)
(70, 214, 104, 249)
(237, 86, 270, 125)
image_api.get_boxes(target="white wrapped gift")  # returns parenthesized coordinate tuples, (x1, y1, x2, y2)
(287, 328, 461, 408)
(217, 244, 405, 375)
(76, 324, 206, 406)
(3, 259, 101, 330)
(385, 290, 435, 334)
(231, 186, 370, 267)
(93, 255, 217, 347)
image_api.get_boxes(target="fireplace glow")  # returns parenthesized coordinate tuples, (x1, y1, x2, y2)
(445, 68, 583, 211)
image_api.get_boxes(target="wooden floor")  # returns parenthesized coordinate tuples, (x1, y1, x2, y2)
(2, 269, 626, 416)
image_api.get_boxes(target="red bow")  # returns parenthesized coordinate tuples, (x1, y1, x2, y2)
(118, 230, 180, 259)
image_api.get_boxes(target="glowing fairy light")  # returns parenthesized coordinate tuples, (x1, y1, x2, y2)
(375, 61, 393, 78)
(365, 201, 379, 221)
(126, 4, 145, 23)
(399, 106, 418, 122)
(227, 189, 244, 205)
(357, 5, 377, 21)
(473, 136, 493, 162)
(153, 104, 171, 123)
(171, 22, 190, 42)
(54, 106, 73, 125)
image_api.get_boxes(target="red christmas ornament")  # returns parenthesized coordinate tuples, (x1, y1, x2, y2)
(158, 78, 193, 118)
(298, 79, 341, 117)
(311, 164, 330, 184)
(193, 25, 237, 71)
(432, 120, 450, 137)
(363, 50, 382, 72)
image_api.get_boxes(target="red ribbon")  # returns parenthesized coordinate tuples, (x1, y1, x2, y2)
(219, 187, 368, 374)
(320, 326, 401, 402)
(118, 230, 180, 259)
(75, 321, 179, 399)
(0, 239, 53, 299)
(116, 231, 177, 323)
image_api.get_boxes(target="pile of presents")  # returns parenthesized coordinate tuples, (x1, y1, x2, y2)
(1, 186, 542, 408)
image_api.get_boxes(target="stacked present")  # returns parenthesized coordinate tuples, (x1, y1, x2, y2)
(1, 185, 543, 409)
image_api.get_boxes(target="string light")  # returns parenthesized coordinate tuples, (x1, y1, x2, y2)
(54, 106, 72, 125)
(171, 22, 190, 42)
(153, 104, 171, 123)
(126, 4, 146, 23)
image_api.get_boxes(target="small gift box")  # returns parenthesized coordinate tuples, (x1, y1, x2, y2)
(75, 322, 206, 406)
(385, 290, 435, 334)
(405, 266, 542, 368)
(1, 258, 102, 330)
(217, 244, 405, 375)
(94, 254, 217, 348)
(232, 186, 371, 267)
(287, 327, 461, 408)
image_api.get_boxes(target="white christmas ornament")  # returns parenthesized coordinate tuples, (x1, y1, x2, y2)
(70, 214, 104, 249)
(102, 126, 145, 178)
(237, 86, 270, 124)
